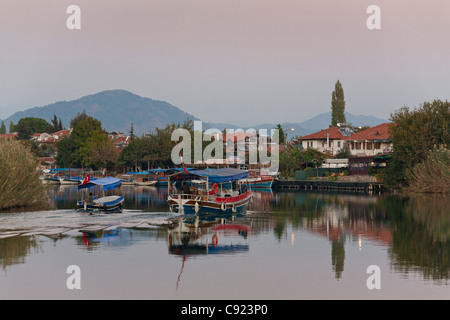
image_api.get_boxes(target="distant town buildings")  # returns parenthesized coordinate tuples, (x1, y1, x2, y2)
(0, 128, 132, 170)
(31, 128, 72, 143)
(2, 122, 394, 173)
(107, 131, 131, 150)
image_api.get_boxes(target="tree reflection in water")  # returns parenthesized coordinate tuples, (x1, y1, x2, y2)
(250, 190, 448, 282)
(2, 187, 448, 285)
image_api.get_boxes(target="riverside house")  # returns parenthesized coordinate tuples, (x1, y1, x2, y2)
(298, 125, 353, 156)
(298, 123, 393, 157)
(346, 123, 393, 156)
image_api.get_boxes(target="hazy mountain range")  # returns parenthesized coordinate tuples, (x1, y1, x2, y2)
(2, 89, 387, 138)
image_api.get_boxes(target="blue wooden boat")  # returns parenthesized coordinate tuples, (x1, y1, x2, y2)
(76, 176, 124, 213)
(145, 168, 187, 186)
(167, 168, 251, 215)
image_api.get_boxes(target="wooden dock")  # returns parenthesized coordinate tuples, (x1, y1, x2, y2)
(273, 179, 384, 193)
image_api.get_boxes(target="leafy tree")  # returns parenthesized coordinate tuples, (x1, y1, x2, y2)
(70, 110, 89, 128)
(56, 114, 117, 169)
(117, 138, 141, 170)
(83, 133, 119, 169)
(0, 121, 6, 134)
(279, 146, 330, 177)
(335, 146, 351, 159)
(331, 80, 346, 126)
(385, 99, 449, 186)
(14, 117, 53, 140)
(117, 119, 194, 170)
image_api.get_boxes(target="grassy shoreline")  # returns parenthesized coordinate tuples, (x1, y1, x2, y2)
(0, 139, 49, 211)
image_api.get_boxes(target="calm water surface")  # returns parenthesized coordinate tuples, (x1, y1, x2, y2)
(0, 185, 448, 299)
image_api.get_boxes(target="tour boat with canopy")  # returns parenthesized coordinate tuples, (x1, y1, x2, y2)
(76, 176, 124, 213)
(167, 168, 252, 215)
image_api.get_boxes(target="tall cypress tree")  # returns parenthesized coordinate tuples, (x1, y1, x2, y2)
(0, 121, 6, 134)
(9, 120, 15, 134)
(331, 80, 346, 126)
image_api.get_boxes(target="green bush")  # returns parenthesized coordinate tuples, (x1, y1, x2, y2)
(406, 147, 450, 194)
(0, 139, 48, 210)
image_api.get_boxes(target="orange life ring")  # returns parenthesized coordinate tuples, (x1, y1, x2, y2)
(211, 183, 218, 194)
(212, 234, 218, 246)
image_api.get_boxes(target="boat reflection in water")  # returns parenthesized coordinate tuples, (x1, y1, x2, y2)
(167, 214, 251, 289)
(78, 226, 123, 249)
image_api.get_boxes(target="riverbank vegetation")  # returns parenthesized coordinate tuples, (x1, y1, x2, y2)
(384, 99, 449, 193)
(0, 139, 48, 211)
(405, 147, 450, 194)
(117, 120, 194, 170)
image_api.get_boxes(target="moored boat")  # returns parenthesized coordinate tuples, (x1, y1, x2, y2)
(117, 174, 135, 185)
(128, 172, 157, 186)
(76, 176, 124, 213)
(240, 169, 275, 188)
(167, 168, 251, 215)
(60, 175, 82, 185)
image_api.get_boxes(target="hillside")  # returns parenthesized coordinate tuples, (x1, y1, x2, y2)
(3, 90, 200, 136)
(2, 90, 387, 138)
(297, 111, 388, 131)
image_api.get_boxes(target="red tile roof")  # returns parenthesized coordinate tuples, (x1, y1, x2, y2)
(0, 133, 18, 139)
(298, 126, 346, 140)
(52, 129, 71, 138)
(217, 132, 258, 142)
(350, 123, 392, 141)
(113, 136, 130, 144)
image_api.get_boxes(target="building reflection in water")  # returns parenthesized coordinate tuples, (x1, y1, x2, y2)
(248, 190, 448, 282)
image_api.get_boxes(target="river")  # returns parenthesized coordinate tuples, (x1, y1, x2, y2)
(0, 185, 448, 300)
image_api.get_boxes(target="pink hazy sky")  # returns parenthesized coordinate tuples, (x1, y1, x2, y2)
(1, 0, 449, 124)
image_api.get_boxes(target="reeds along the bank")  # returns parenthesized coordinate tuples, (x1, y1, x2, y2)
(0, 139, 48, 210)
(406, 147, 450, 194)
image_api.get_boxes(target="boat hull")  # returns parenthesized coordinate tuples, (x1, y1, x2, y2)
(76, 195, 124, 213)
(242, 177, 274, 188)
(167, 192, 251, 215)
(134, 180, 157, 186)
(156, 179, 169, 186)
(60, 179, 81, 185)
